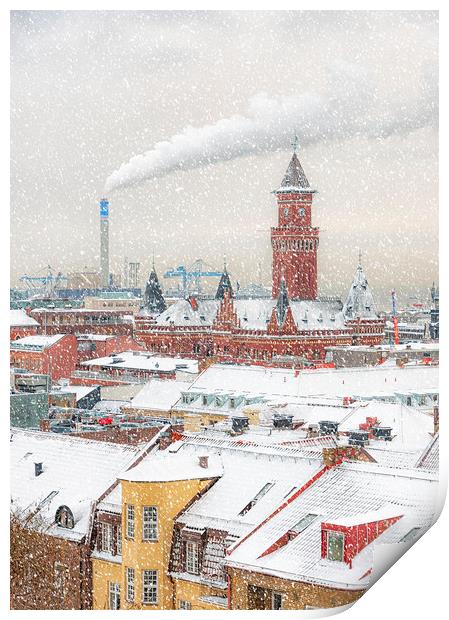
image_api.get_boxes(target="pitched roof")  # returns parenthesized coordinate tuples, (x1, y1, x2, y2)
(276, 152, 314, 193)
(215, 270, 234, 300)
(10, 309, 39, 328)
(343, 263, 378, 320)
(140, 269, 167, 315)
(10, 429, 143, 541)
(226, 461, 439, 588)
(153, 298, 346, 331)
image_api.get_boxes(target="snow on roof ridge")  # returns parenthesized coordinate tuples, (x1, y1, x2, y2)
(10, 427, 138, 452)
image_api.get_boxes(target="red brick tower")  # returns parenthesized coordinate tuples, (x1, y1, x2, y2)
(271, 137, 319, 300)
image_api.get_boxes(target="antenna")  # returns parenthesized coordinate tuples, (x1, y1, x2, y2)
(291, 132, 300, 154)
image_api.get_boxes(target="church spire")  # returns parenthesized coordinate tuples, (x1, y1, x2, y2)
(142, 265, 166, 315)
(215, 262, 233, 300)
(343, 258, 377, 320)
(275, 134, 316, 194)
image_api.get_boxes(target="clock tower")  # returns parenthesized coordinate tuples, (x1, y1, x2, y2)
(271, 137, 319, 300)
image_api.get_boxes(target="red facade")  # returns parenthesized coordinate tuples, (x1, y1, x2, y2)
(271, 191, 318, 300)
(10, 334, 78, 381)
(135, 148, 385, 364)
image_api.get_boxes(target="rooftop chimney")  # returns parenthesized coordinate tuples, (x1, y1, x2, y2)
(39, 419, 51, 433)
(198, 455, 209, 469)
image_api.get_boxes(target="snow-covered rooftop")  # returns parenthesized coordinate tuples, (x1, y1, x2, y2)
(10, 309, 39, 328)
(121, 450, 223, 483)
(182, 363, 438, 401)
(174, 439, 324, 538)
(226, 461, 439, 588)
(10, 429, 144, 541)
(131, 379, 192, 412)
(154, 298, 347, 331)
(81, 350, 199, 374)
(10, 334, 66, 350)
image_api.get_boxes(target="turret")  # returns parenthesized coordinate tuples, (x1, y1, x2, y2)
(142, 266, 166, 315)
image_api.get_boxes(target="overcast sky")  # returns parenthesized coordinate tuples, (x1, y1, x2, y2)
(10, 11, 438, 307)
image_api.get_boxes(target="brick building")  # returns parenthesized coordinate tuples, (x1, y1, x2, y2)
(10, 334, 78, 382)
(76, 334, 145, 364)
(10, 309, 39, 340)
(135, 147, 384, 364)
(30, 308, 133, 337)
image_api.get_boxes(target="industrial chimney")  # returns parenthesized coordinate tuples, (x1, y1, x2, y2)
(99, 198, 110, 288)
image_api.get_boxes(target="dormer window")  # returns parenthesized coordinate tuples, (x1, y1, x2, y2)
(326, 531, 344, 562)
(56, 505, 74, 529)
(202, 395, 208, 406)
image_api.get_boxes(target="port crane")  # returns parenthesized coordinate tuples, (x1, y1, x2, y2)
(164, 259, 223, 296)
(19, 266, 68, 298)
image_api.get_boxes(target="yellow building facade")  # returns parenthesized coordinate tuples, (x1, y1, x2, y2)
(92, 456, 223, 610)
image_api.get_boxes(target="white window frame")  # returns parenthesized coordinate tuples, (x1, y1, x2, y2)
(142, 570, 158, 604)
(101, 522, 113, 553)
(326, 530, 345, 562)
(126, 504, 135, 539)
(126, 567, 135, 602)
(185, 541, 199, 575)
(108, 581, 120, 610)
(142, 506, 158, 541)
(116, 525, 122, 556)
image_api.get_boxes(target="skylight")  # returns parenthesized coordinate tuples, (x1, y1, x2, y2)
(399, 527, 421, 543)
(290, 513, 318, 533)
(239, 482, 275, 516)
(38, 490, 59, 509)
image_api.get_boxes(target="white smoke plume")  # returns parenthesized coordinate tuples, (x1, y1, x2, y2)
(105, 62, 437, 193)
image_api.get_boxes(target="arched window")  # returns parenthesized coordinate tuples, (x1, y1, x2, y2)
(55, 505, 75, 529)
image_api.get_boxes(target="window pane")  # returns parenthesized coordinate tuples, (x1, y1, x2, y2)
(109, 582, 120, 610)
(185, 541, 199, 574)
(272, 592, 283, 610)
(126, 568, 135, 602)
(327, 531, 344, 561)
(142, 570, 157, 604)
(117, 526, 122, 555)
(143, 506, 158, 541)
(126, 505, 135, 539)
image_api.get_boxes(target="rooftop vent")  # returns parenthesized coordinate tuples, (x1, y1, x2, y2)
(348, 430, 369, 447)
(273, 414, 294, 429)
(198, 455, 209, 469)
(372, 426, 393, 441)
(34, 462, 43, 477)
(318, 420, 339, 435)
(231, 415, 249, 433)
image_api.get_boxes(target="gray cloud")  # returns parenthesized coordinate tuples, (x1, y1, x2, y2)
(11, 11, 438, 307)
